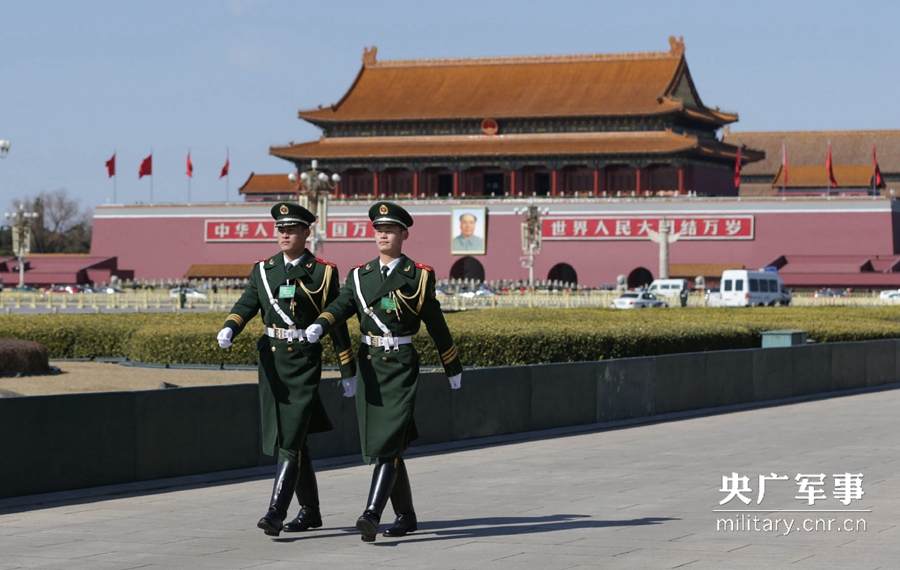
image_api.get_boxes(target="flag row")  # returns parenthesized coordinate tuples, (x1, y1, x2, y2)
(105, 152, 230, 179)
(734, 141, 884, 189)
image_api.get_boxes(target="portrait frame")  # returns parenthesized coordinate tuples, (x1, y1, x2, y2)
(450, 206, 487, 255)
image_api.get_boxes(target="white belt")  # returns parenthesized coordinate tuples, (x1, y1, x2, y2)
(362, 334, 412, 351)
(265, 327, 307, 343)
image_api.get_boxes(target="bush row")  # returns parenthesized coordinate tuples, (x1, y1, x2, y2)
(1, 307, 900, 367)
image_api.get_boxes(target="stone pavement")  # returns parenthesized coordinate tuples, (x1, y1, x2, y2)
(1, 386, 897, 570)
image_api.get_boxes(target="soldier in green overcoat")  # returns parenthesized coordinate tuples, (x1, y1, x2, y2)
(306, 201, 462, 543)
(216, 202, 357, 537)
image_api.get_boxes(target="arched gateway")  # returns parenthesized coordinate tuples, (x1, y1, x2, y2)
(628, 267, 653, 289)
(449, 257, 485, 281)
(548, 263, 577, 285)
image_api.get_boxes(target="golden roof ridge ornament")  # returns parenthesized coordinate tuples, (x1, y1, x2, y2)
(669, 36, 685, 55)
(363, 46, 378, 67)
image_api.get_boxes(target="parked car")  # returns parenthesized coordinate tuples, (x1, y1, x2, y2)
(811, 288, 846, 298)
(611, 292, 669, 309)
(458, 287, 496, 299)
(169, 287, 209, 300)
(47, 285, 86, 294)
(646, 278, 688, 298)
(89, 286, 126, 294)
(881, 291, 900, 303)
(879, 290, 900, 300)
(720, 269, 791, 307)
(705, 287, 725, 307)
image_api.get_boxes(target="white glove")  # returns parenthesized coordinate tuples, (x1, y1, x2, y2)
(448, 373, 462, 390)
(305, 324, 323, 343)
(217, 327, 233, 349)
(342, 377, 357, 397)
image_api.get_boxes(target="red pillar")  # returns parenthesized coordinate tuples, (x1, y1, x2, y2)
(634, 167, 642, 195)
(453, 170, 459, 197)
(510, 170, 516, 196)
(592, 168, 599, 196)
(551, 169, 558, 196)
(678, 165, 684, 195)
(334, 179, 340, 198)
(373, 171, 379, 197)
(413, 170, 419, 197)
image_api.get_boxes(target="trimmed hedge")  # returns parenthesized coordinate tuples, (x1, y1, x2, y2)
(1, 307, 900, 367)
(0, 338, 49, 374)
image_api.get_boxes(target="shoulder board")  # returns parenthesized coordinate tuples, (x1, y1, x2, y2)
(414, 262, 433, 272)
(258, 259, 268, 263)
(353, 263, 365, 269)
(315, 257, 337, 268)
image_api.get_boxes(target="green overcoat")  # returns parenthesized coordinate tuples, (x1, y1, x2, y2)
(223, 249, 356, 455)
(314, 255, 463, 461)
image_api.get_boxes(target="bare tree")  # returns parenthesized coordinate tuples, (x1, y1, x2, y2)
(11, 189, 92, 254)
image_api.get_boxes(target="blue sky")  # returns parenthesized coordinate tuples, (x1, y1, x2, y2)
(1, 0, 898, 212)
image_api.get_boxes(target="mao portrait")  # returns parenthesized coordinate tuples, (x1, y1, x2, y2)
(450, 207, 487, 255)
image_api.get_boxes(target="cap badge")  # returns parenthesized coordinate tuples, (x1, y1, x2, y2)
(279, 205, 289, 215)
(379, 204, 388, 215)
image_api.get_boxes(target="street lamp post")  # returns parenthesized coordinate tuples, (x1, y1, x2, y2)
(514, 203, 549, 294)
(5, 204, 38, 288)
(288, 160, 340, 255)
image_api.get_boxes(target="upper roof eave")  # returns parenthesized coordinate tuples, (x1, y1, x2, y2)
(295, 38, 736, 126)
(298, 104, 691, 124)
(269, 131, 755, 163)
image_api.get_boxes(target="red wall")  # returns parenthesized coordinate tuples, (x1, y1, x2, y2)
(91, 200, 900, 286)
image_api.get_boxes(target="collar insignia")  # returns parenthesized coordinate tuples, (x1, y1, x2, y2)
(365, 263, 371, 270)
(306, 263, 312, 268)
(269, 259, 275, 265)
(404, 265, 411, 272)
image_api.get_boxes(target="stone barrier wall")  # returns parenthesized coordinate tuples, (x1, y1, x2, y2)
(2, 340, 897, 499)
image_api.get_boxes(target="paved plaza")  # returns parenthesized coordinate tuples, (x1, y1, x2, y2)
(1, 386, 897, 569)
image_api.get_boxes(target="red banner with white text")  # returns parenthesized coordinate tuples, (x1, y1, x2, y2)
(205, 218, 376, 242)
(540, 216, 754, 240)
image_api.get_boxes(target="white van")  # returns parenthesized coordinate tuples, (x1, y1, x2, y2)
(647, 279, 688, 298)
(720, 270, 791, 307)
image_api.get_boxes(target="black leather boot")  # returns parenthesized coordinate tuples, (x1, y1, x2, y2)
(383, 458, 417, 537)
(356, 460, 398, 543)
(283, 451, 322, 532)
(257, 460, 300, 536)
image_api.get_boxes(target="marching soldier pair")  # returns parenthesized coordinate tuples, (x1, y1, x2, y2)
(218, 200, 462, 543)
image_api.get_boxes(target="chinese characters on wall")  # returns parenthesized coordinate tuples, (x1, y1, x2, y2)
(541, 216, 754, 240)
(204, 219, 376, 242)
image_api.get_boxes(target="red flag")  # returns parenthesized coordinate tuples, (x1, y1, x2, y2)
(734, 145, 741, 189)
(138, 154, 152, 178)
(186, 152, 193, 178)
(106, 153, 116, 178)
(826, 141, 837, 188)
(219, 153, 229, 179)
(874, 142, 884, 188)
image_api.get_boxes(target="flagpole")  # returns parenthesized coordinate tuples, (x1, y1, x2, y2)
(873, 137, 877, 196)
(226, 147, 230, 203)
(781, 140, 786, 200)
(150, 148, 154, 204)
(113, 149, 117, 204)
(187, 147, 191, 204)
